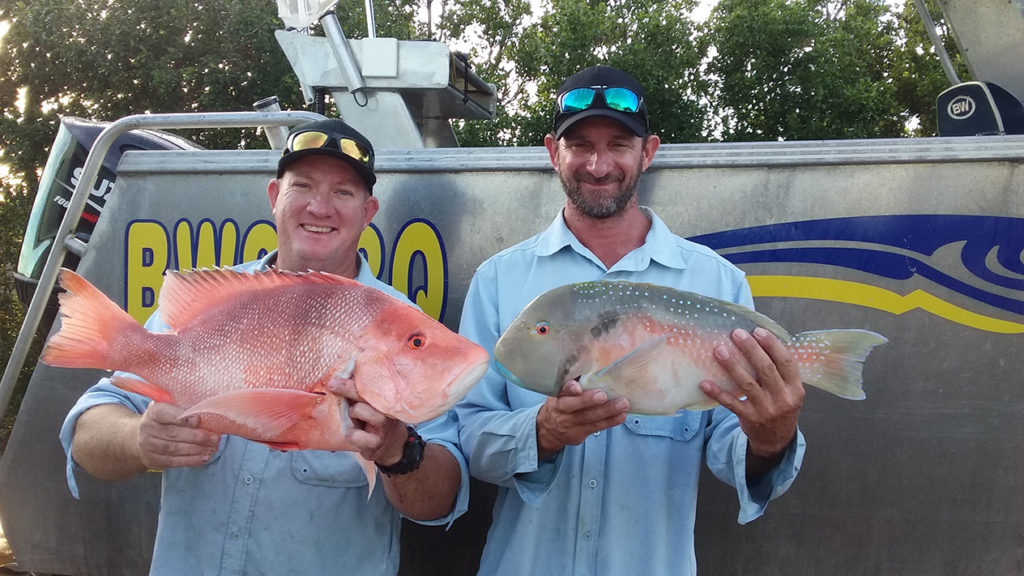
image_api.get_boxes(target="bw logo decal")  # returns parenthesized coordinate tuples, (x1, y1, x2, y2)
(948, 95, 975, 120)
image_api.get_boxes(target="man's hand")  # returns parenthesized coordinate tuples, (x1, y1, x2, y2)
(699, 327, 805, 475)
(326, 372, 462, 521)
(137, 402, 221, 471)
(71, 402, 220, 481)
(326, 374, 408, 466)
(536, 379, 630, 461)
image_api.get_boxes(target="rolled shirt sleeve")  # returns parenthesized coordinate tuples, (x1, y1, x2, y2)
(704, 405, 806, 524)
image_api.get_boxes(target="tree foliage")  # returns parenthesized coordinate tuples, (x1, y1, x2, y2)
(0, 0, 307, 190)
(448, 0, 707, 146)
(0, 0, 967, 179)
(888, 0, 968, 136)
(443, 0, 961, 145)
(702, 0, 964, 141)
(0, 180, 38, 454)
(430, 0, 538, 147)
(705, 0, 902, 140)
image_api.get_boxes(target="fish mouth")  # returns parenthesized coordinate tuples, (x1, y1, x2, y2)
(424, 358, 487, 417)
(409, 359, 488, 423)
(451, 359, 489, 399)
(494, 360, 522, 387)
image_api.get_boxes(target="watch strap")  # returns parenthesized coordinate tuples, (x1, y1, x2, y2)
(376, 425, 425, 476)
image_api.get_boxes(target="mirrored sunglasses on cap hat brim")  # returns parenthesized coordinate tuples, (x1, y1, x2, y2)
(557, 86, 644, 114)
(284, 130, 373, 166)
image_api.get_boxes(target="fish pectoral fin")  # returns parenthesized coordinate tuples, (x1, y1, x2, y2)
(180, 389, 324, 439)
(110, 374, 177, 405)
(587, 334, 672, 388)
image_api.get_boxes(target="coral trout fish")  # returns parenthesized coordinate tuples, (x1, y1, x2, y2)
(494, 280, 887, 414)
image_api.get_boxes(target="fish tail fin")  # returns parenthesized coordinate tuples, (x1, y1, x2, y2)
(793, 329, 888, 400)
(41, 269, 143, 369)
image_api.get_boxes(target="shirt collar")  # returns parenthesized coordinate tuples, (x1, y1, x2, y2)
(641, 208, 689, 270)
(535, 206, 689, 272)
(352, 253, 377, 284)
(534, 210, 577, 257)
(255, 250, 278, 271)
(254, 249, 374, 279)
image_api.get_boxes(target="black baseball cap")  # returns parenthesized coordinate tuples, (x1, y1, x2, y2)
(277, 118, 377, 192)
(553, 65, 649, 139)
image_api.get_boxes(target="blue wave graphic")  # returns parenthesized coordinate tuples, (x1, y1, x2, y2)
(689, 215, 1024, 316)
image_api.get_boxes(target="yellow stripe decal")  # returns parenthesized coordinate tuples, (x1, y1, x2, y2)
(747, 275, 1024, 334)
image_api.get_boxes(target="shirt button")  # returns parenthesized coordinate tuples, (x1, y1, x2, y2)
(231, 531, 240, 540)
(592, 431, 600, 436)
(588, 479, 598, 488)
(244, 475, 254, 485)
(583, 530, 592, 540)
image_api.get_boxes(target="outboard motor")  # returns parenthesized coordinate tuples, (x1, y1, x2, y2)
(13, 117, 200, 334)
(936, 81, 1024, 136)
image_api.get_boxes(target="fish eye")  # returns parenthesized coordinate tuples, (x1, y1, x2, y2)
(408, 334, 426, 349)
(534, 321, 550, 336)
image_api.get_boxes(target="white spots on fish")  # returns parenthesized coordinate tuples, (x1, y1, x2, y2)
(792, 336, 834, 377)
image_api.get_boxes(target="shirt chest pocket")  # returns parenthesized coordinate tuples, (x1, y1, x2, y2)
(291, 451, 368, 488)
(623, 410, 705, 442)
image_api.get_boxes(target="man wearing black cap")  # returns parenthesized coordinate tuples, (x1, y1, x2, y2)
(61, 118, 469, 575)
(456, 66, 806, 575)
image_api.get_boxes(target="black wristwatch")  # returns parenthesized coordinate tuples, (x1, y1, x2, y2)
(376, 426, 425, 476)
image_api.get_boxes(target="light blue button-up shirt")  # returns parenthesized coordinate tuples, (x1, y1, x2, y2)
(60, 252, 470, 576)
(456, 208, 805, 576)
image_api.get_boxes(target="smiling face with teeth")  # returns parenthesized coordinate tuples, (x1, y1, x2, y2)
(268, 154, 379, 278)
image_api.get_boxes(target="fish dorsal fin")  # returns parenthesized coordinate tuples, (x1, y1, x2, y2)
(158, 267, 364, 330)
(585, 334, 672, 387)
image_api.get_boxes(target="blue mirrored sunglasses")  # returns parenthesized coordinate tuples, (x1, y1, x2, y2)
(557, 86, 644, 114)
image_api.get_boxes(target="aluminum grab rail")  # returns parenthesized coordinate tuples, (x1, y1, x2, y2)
(0, 110, 326, 426)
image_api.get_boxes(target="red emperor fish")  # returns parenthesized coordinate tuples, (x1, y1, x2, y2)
(42, 268, 489, 488)
(494, 280, 887, 414)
